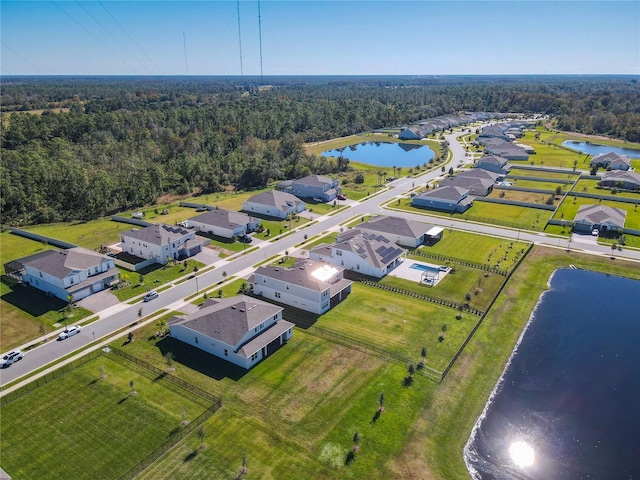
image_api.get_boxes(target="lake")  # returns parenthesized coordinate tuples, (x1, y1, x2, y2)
(464, 268, 640, 480)
(321, 141, 435, 168)
(562, 141, 640, 158)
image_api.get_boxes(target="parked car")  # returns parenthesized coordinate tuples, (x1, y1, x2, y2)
(195, 207, 208, 212)
(591, 229, 599, 237)
(58, 326, 81, 340)
(337, 194, 347, 200)
(238, 235, 253, 243)
(144, 291, 159, 302)
(0, 350, 23, 368)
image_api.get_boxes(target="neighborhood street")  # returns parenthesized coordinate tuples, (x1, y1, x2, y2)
(2, 131, 638, 391)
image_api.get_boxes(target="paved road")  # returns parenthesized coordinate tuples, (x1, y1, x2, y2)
(2, 129, 638, 389)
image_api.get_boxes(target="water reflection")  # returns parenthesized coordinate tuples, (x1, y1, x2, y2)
(509, 440, 535, 468)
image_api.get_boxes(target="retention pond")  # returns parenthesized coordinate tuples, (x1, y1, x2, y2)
(465, 268, 640, 479)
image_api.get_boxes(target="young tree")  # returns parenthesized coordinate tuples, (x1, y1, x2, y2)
(165, 351, 175, 371)
(197, 427, 206, 449)
(378, 392, 385, 412)
(129, 379, 135, 395)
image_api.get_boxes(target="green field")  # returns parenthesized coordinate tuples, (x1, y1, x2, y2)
(508, 167, 579, 180)
(571, 179, 640, 201)
(503, 178, 569, 191)
(0, 355, 211, 480)
(461, 201, 552, 231)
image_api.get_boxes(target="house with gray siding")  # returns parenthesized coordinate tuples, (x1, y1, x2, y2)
(287, 175, 341, 202)
(16, 248, 119, 301)
(440, 172, 495, 196)
(590, 152, 631, 171)
(188, 209, 260, 239)
(119, 224, 202, 267)
(169, 296, 293, 369)
(476, 155, 511, 176)
(600, 170, 640, 191)
(252, 260, 352, 314)
(573, 205, 627, 234)
(242, 190, 306, 219)
(412, 185, 473, 213)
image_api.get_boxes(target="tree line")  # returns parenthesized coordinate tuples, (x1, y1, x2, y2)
(1, 75, 638, 226)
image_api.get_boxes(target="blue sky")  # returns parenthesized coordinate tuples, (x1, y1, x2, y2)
(1, 1, 638, 75)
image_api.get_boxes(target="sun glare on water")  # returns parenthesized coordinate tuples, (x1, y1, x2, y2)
(509, 440, 535, 468)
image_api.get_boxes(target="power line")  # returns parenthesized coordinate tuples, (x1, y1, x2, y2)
(75, 1, 151, 74)
(1, 41, 44, 75)
(52, 1, 141, 74)
(236, 0, 243, 76)
(98, 1, 163, 74)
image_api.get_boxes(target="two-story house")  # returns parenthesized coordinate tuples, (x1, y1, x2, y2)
(119, 224, 202, 266)
(188, 208, 260, 239)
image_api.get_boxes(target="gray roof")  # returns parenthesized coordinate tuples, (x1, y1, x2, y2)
(189, 208, 255, 229)
(574, 205, 627, 228)
(122, 224, 190, 246)
(237, 320, 295, 358)
(457, 169, 501, 182)
(245, 190, 305, 213)
(22, 247, 110, 279)
(293, 175, 336, 188)
(591, 152, 631, 167)
(417, 185, 469, 201)
(477, 155, 508, 166)
(601, 170, 640, 186)
(256, 259, 345, 292)
(169, 295, 283, 347)
(442, 174, 494, 191)
(328, 230, 405, 268)
(359, 216, 433, 239)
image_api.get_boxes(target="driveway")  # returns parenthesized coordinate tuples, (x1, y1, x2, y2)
(191, 246, 220, 265)
(77, 289, 121, 313)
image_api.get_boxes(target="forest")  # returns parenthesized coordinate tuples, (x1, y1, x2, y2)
(1, 75, 638, 226)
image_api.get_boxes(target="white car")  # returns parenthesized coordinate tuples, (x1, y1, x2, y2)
(144, 291, 158, 302)
(0, 350, 23, 367)
(58, 325, 81, 340)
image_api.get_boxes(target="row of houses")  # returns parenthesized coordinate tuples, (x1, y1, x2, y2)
(399, 112, 494, 140)
(477, 122, 534, 161)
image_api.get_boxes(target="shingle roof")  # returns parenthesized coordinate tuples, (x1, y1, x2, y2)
(601, 170, 640, 186)
(442, 174, 494, 190)
(169, 295, 283, 347)
(574, 205, 627, 228)
(591, 152, 631, 167)
(189, 209, 255, 229)
(329, 230, 404, 268)
(22, 247, 110, 279)
(244, 190, 305, 213)
(121, 224, 191, 246)
(416, 185, 469, 201)
(457, 169, 501, 182)
(477, 155, 508, 166)
(256, 259, 344, 292)
(359, 216, 434, 239)
(293, 175, 336, 188)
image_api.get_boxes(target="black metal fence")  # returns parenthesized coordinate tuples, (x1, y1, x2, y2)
(411, 250, 509, 276)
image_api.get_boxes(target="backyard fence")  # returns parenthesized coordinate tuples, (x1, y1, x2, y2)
(110, 216, 154, 227)
(410, 250, 509, 276)
(9, 228, 77, 249)
(357, 279, 484, 317)
(474, 197, 557, 211)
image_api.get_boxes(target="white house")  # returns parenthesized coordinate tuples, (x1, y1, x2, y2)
(242, 190, 306, 220)
(309, 230, 405, 278)
(119, 224, 202, 265)
(188, 209, 260, 239)
(17, 247, 120, 301)
(357, 216, 443, 247)
(252, 259, 352, 314)
(169, 296, 294, 369)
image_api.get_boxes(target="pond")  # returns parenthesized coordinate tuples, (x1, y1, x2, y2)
(321, 141, 435, 168)
(464, 268, 640, 479)
(562, 141, 640, 158)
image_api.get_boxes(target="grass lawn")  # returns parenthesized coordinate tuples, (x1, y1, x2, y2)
(508, 167, 579, 181)
(0, 231, 55, 265)
(571, 179, 640, 202)
(418, 230, 529, 270)
(488, 189, 554, 205)
(516, 133, 587, 169)
(554, 196, 640, 230)
(462, 201, 553, 231)
(381, 264, 506, 312)
(503, 178, 569, 191)
(1, 277, 93, 350)
(113, 260, 205, 302)
(0, 354, 211, 480)
(315, 283, 476, 372)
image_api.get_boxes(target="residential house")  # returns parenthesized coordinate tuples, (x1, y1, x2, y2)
(476, 155, 511, 176)
(242, 190, 306, 220)
(309, 230, 405, 278)
(11, 247, 120, 302)
(168, 296, 294, 369)
(287, 175, 341, 202)
(441, 172, 495, 196)
(399, 127, 425, 140)
(357, 215, 443, 247)
(483, 140, 529, 161)
(188, 208, 260, 239)
(412, 185, 473, 213)
(590, 152, 631, 171)
(252, 259, 352, 314)
(600, 170, 640, 191)
(573, 205, 627, 234)
(119, 224, 202, 267)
